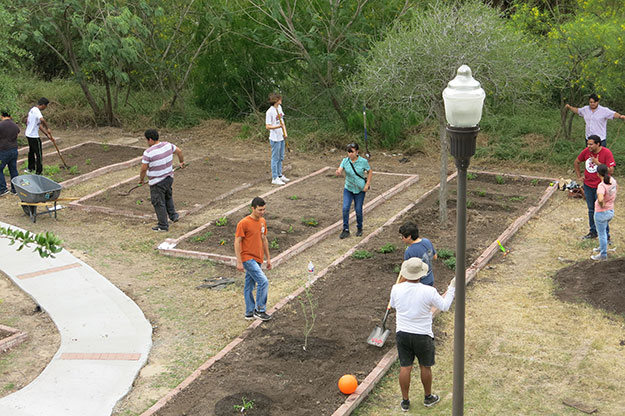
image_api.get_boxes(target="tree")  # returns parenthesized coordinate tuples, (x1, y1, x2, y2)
(220, 0, 414, 123)
(132, 0, 224, 111)
(349, 0, 560, 225)
(14, 0, 148, 125)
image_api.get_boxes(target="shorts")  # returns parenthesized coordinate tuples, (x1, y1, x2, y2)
(396, 331, 435, 367)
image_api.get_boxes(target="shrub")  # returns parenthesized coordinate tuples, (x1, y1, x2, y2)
(437, 248, 455, 259)
(443, 257, 456, 270)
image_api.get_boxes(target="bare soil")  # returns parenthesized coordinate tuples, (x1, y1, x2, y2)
(11, 142, 144, 183)
(176, 171, 408, 256)
(553, 257, 625, 316)
(154, 174, 551, 416)
(83, 155, 269, 218)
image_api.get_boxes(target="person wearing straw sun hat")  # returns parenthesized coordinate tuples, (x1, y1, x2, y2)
(389, 257, 456, 412)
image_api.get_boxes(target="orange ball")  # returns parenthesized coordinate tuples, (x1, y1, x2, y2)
(338, 374, 358, 394)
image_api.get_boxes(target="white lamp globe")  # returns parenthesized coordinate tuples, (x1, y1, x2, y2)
(442, 65, 485, 128)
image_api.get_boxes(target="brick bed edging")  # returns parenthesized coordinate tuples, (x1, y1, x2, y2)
(69, 161, 292, 221)
(139, 170, 558, 416)
(156, 167, 419, 268)
(16, 141, 145, 188)
(17, 138, 60, 156)
(0, 324, 28, 354)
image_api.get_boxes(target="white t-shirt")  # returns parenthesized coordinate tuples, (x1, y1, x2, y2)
(390, 281, 455, 337)
(265, 105, 285, 142)
(25, 106, 43, 138)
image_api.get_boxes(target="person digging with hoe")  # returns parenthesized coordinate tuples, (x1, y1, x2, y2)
(235, 197, 272, 321)
(139, 129, 184, 232)
(24, 97, 55, 175)
(390, 257, 456, 412)
(574, 135, 615, 241)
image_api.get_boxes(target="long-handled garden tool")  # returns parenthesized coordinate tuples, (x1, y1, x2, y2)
(278, 112, 291, 152)
(363, 105, 370, 159)
(118, 163, 188, 196)
(51, 136, 69, 169)
(367, 270, 402, 347)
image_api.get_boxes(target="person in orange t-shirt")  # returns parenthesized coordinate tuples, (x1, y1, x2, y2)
(235, 197, 272, 321)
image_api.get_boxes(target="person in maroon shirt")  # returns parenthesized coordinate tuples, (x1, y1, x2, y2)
(574, 135, 616, 240)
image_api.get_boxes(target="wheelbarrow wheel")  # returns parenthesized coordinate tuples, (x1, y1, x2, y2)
(22, 205, 36, 220)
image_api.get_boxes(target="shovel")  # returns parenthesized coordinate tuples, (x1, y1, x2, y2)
(367, 271, 402, 347)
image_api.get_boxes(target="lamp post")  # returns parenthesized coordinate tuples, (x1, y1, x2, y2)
(442, 65, 485, 416)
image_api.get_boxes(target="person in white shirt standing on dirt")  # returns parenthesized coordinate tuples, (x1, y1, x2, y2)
(390, 257, 456, 412)
(565, 93, 625, 147)
(265, 92, 290, 185)
(139, 129, 184, 232)
(25, 97, 55, 175)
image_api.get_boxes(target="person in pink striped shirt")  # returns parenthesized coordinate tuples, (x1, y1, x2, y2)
(139, 129, 185, 231)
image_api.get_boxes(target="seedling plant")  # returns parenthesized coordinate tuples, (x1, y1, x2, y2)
(352, 249, 373, 259)
(192, 231, 212, 243)
(216, 216, 228, 226)
(467, 172, 477, 180)
(495, 175, 506, 184)
(233, 397, 254, 413)
(289, 195, 299, 200)
(302, 217, 318, 227)
(378, 243, 396, 254)
(269, 238, 279, 250)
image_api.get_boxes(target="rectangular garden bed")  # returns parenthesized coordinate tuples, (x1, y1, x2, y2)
(0, 324, 28, 354)
(11, 141, 145, 187)
(70, 155, 272, 220)
(157, 167, 419, 268)
(143, 171, 558, 416)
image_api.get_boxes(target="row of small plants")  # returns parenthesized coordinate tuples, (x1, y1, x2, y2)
(352, 244, 457, 271)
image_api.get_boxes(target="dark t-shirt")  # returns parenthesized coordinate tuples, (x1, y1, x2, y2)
(404, 238, 436, 286)
(0, 119, 20, 151)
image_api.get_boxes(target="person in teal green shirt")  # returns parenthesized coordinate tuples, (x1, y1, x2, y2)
(335, 142, 372, 238)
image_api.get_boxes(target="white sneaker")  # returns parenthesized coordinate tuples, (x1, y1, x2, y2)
(271, 177, 285, 185)
(593, 247, 616, 252)
(279, 175, 290, 182)
(590, 253, 607, 261)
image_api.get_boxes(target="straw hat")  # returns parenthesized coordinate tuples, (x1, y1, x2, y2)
(400, 257, 429, 281)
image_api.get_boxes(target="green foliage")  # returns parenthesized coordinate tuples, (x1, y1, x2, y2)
(302, 218, 318, 227)
(393, 264, 401, 274)
(495, 175, 506, 185)
(443, 256, 456, 271)
(437, 248, 455, 260)
(466, 199, 476, 209)
(476, 189, 486, 197)
(233, 397, 254, 412)
(42, 164, 61, 181)
(467, 172, 478, 180)
(509, 195, 527, 202)
(68, 165, 80, 175)
(289, 195, 299, 200)
(85, 158, 91, 165)
(192, 231, 212, 243)
(0, 226, 63, 258)
(531, 178, 539, 186)
(216, 217, 228, 226)
(352, 249, 373, 259)
(378, 243, 396, 254)
(269, 238, 279, 250)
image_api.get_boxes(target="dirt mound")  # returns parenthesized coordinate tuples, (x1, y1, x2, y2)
(553, 257, 625, 316)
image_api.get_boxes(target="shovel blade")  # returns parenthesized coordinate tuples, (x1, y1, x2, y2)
(367, 326, 391, 347)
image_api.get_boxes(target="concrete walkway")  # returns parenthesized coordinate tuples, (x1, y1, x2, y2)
(0, 221, 152, 416)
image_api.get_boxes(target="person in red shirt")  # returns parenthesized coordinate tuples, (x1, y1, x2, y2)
(574, 135, 616, 240)
(234, 197, 272, 321)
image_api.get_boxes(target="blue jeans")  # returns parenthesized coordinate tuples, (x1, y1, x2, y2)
(594, 210, 614, 257)
(243, 259, 269, 314)
(270, 140, 285, 179)
(0, 148, 18, 193)
(583, 184, 609, 238)
(342, 188, 366, 231)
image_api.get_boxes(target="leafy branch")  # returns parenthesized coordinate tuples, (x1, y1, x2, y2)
(0, 226, 63, 258)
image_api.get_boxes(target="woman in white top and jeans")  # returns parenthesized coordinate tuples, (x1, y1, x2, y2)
(592, 164, 617, 260)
